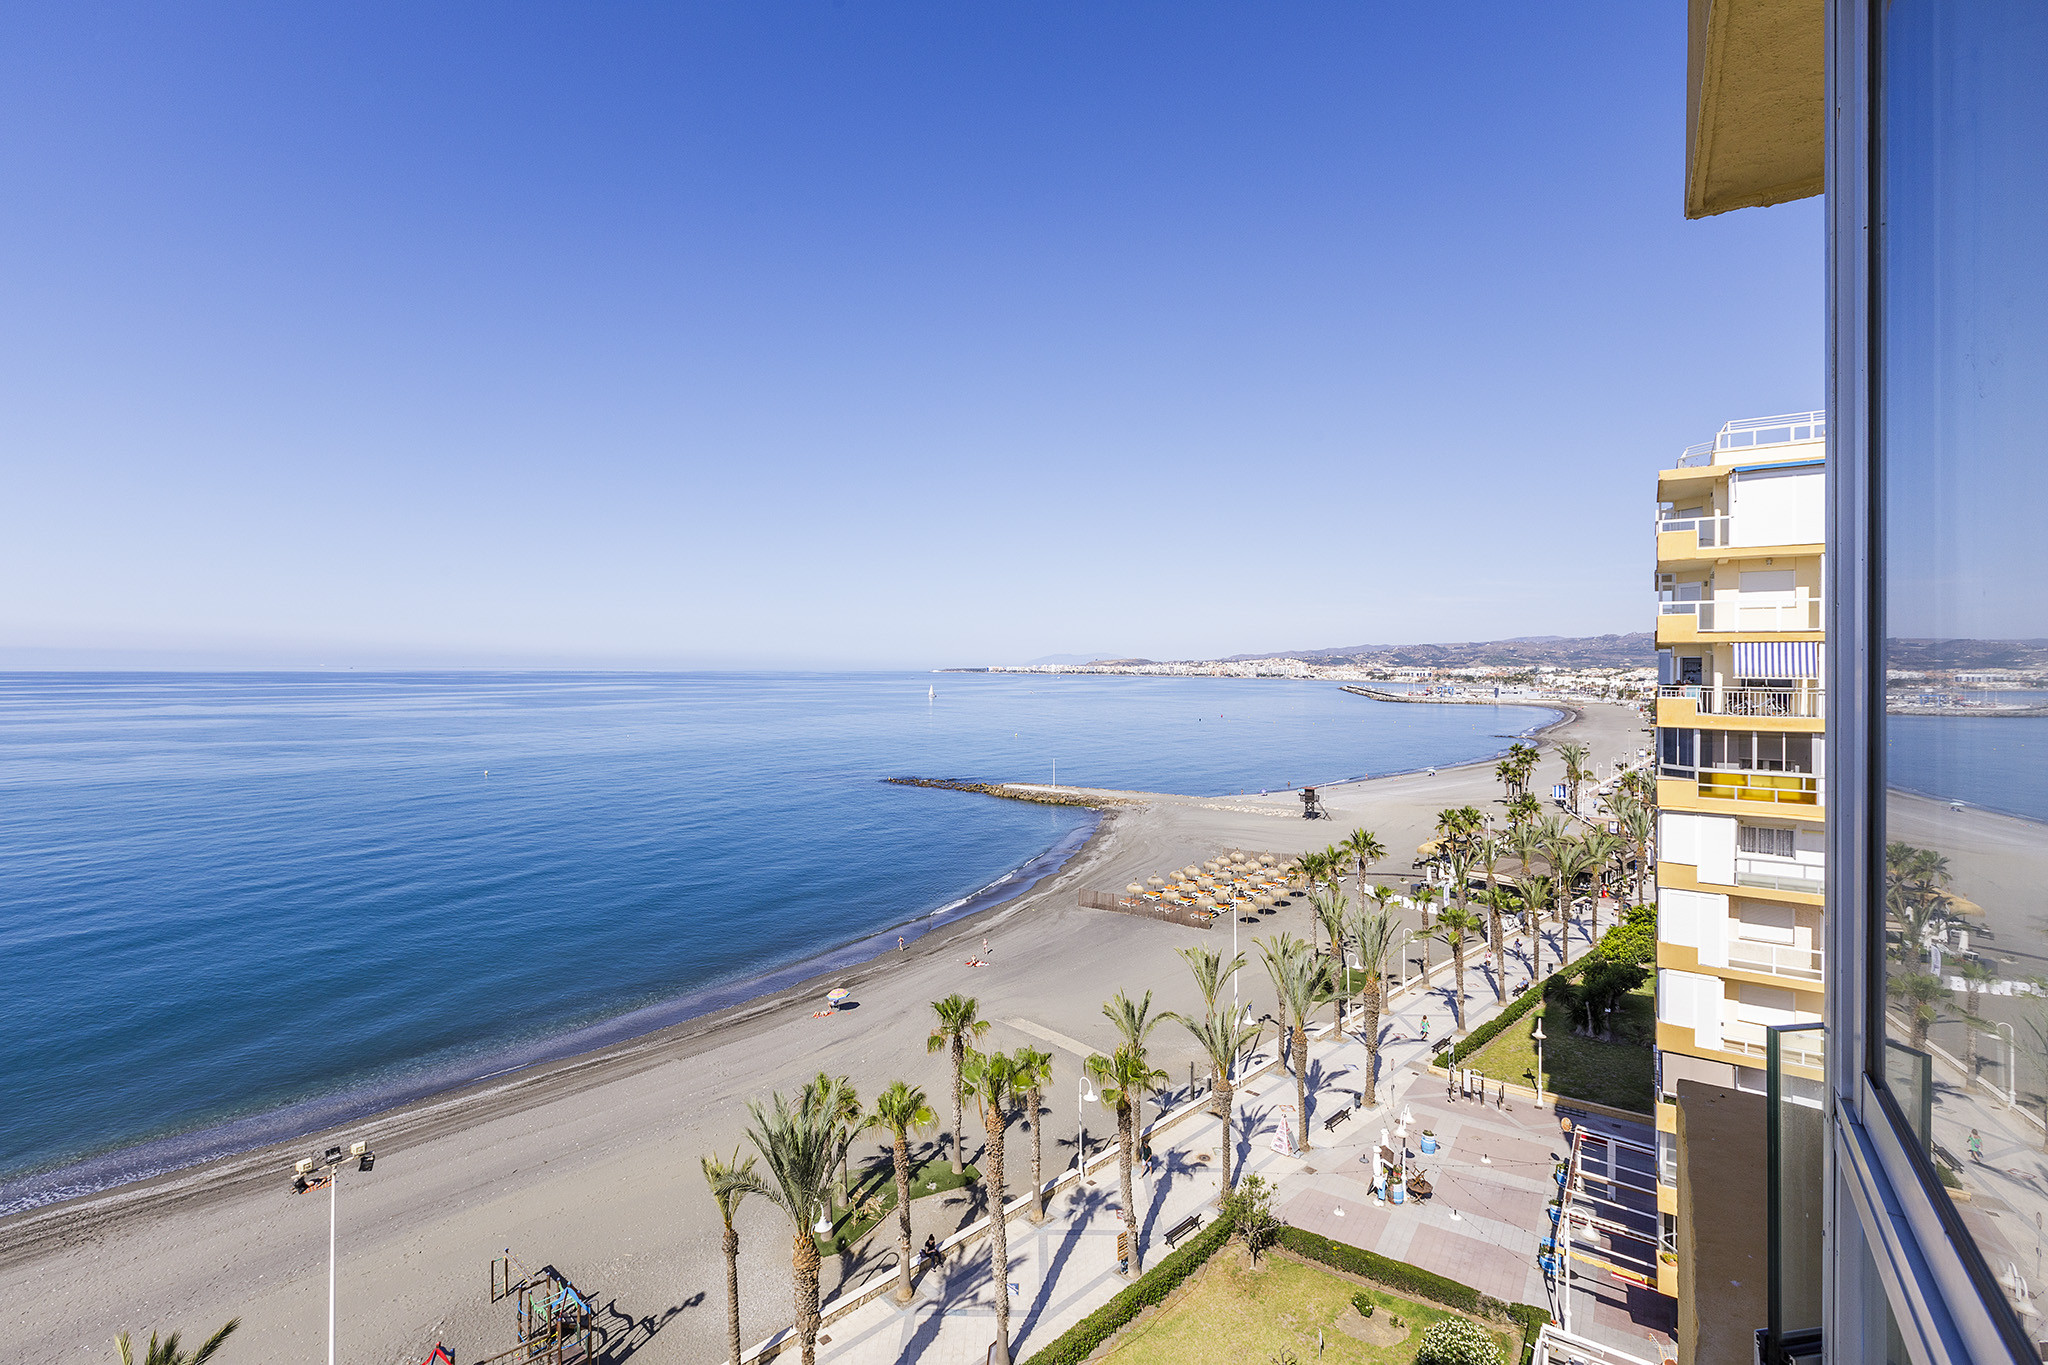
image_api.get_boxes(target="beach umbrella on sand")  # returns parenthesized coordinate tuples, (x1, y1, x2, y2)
(827, 988, 850, 1006)
(1260, 854, 1277, 866)
(1148, 876, 1165, 886)
(1126, 882, 1145, 894)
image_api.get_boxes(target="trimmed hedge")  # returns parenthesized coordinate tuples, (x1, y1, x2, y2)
(1278, 1225, 1482, 1311)
(1279, 1226, 1550, 1365)
(1019, 1213, 1235, 1365)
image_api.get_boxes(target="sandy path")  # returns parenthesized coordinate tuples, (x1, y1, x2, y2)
(0, 699, 1648, 1365)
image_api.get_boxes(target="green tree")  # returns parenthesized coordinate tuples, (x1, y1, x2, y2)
(1417, 1316, 1504, 1365)
(113, 1322, 240, 1365)
(1547, 839, 1593, 967)
(1172, 1009, 1263, 1204)
(1888, 971, 1951, 1052)
(926, 994, 991, 1174)
(1616, 798, 1656, 906)
(1013, 1046, 1056, 1222)
(1476, 833, 1509, 1001)
(1223, 1172, 1280, 1266)
(744, 1091, 851, 1365)
(1515, 873, 1554, 979)
(701, 1147, 758, 1361)
(866, 1082, 933, 1305)
(962, 1049, 1024, 1364)
(1578, 828, 1625, 943)
(801, 1071, 862, 1204)
(1311, 885, 1351, 1033)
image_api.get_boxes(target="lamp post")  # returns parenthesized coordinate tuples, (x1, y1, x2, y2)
(1077, 1075, 1098, 1172)
(1998, 1021, 2019, 1107)
(291, 1139, 375, 1365)
(1532, 1017, 1547, 1109)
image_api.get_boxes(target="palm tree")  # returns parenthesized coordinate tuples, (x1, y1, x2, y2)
(1617, 799, 1656, 905)
(927, 994, 990, 1174)
(1578, 829, 1624, 944)
(1262, 934, 1330, 1151)
(1311, 886, 1351, 1034)
(962, 1049, 1023, 1364)
(1013, 1046, 1056, 1221)
(1507, 792, 1541, 828)
(1476, 833, 1508, 1002)
(1175, 944, 1243, 1024)
(866, 1082, 933, 1305)
(1412, 885, 1441, 974)
(1557, 741, 1591, 812)
(1548, 840, 1592, 967)
(1957, 960, 1998, 1091)
(702, 1147, 758, 1361)
(1086, 1044, 1168, 1278)
(744, 1091, 850, 1365)
(1340, 827, 1385, 899)
(1434, 906, 1484, 1030)
(114, 1322, 240, 1365)
(1172, 1010, 1264, 1205)
(1515, 873, 1554, 978)
(1888, 971, 1951, 1051)
(1103, 988, 1162, 1053)
(1258, 931, 1306, 1067)
(802, 1071, 862, 1204)
(1348, 894, 1405, 1106)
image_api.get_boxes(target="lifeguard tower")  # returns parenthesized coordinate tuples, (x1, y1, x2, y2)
(1300, 786, 1325, 820)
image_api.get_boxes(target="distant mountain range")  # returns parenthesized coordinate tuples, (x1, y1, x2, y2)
(1886, 638, 2048, 671)
(1017, 632, 1657, 670)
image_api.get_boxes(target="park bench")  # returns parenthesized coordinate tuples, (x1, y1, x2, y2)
(1322, 1108, 1352, 1133)
(1164, 1213, 1204, 1249)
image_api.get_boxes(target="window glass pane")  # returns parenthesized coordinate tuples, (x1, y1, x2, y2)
(1878, 0, 2048, 1332)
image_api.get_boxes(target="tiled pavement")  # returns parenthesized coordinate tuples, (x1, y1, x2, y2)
(805, 918, 1676, 1364)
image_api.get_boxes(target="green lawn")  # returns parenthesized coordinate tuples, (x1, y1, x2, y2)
(1460, 980, 1654, 1114)
(1100, 1248, 1517, 1365)
(817, 1156, 978, 1255)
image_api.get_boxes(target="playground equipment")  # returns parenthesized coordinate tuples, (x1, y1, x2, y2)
(480, 1251, 605, 1365)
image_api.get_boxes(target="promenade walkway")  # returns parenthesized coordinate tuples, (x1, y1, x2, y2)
(791, 912, 1673, 1365)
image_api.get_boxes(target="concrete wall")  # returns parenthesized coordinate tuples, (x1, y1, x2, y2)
(1676, 1080, 1767, 1365)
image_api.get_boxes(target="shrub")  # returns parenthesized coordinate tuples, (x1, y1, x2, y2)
(1590, 905, 1656, 967)
(1224, 1173, 1281, 1265)
(1351, 1292, 1375, 1318)
(1417, 1316, 1505, 1365)
(1435, 965, 1583, 1069)
(1276, 1226, 1479, 1312)
(1019, 1214, 1234, 1365)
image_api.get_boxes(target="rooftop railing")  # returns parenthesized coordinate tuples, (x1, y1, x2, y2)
(1672, 411, 1828, 467)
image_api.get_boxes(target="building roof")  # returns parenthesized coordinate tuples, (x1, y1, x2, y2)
(1684, 0, 1824, 218)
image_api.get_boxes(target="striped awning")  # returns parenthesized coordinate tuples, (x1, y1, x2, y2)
(1734, 640, 1818, 676)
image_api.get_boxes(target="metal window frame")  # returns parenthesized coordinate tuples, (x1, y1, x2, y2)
(1825, 1, 2041, 1360)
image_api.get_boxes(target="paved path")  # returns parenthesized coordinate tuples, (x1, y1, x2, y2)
(806, 910, 1676, 1364)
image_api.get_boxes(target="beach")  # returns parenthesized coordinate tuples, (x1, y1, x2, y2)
(0, 698, 1647, 1365)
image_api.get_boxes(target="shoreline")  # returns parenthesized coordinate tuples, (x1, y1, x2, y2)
(0, 806, 1104, 1218)
(2, 698, 1649, 1365)
(0, 695, 1575, 1219)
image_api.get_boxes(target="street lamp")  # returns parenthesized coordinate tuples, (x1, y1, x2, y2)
(1077, 1075, 1098, 1172)
(291, 1139, 376, 1365)
(1532, 1018, 1547, 1109)
(1998, 1021, 2019, 1107)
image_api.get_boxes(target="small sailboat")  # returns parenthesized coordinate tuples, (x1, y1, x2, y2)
(928, 684, 936, 702)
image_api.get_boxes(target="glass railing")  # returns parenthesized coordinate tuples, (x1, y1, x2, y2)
(1733, 856, 1826, 894)
(1716, 411, 1828, 452)
(1728, 940, 1825, 981)
(1656, 514, 1729, 546)
(1766, 1023, 1825, 1365)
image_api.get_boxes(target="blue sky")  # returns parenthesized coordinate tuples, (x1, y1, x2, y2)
(0, 4, 1822, 670)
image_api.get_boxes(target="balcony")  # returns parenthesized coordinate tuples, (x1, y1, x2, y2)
(1657, 512, 1730, 545)
(1726, 939, 1824, 982)
(1657, 592, 1822, 635)
(1671, 411, 1828, 469)
(1663, 764, 1822, 807)
(1658, 684, 1824, 720)
(1723, 1020, 1825, 1069)
(1733, 855, 1825, 894)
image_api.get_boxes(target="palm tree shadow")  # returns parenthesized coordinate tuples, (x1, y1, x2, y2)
(1139, 1147, 1207, 1248)
(600, 1291, 699, 1363)
(899, 1243, 994, 1361)
(1017, 1185, 1110, 1341)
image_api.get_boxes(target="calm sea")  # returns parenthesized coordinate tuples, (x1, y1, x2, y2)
(1889, 712, 2048, 821)
(0, 671, 1553, 1210)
